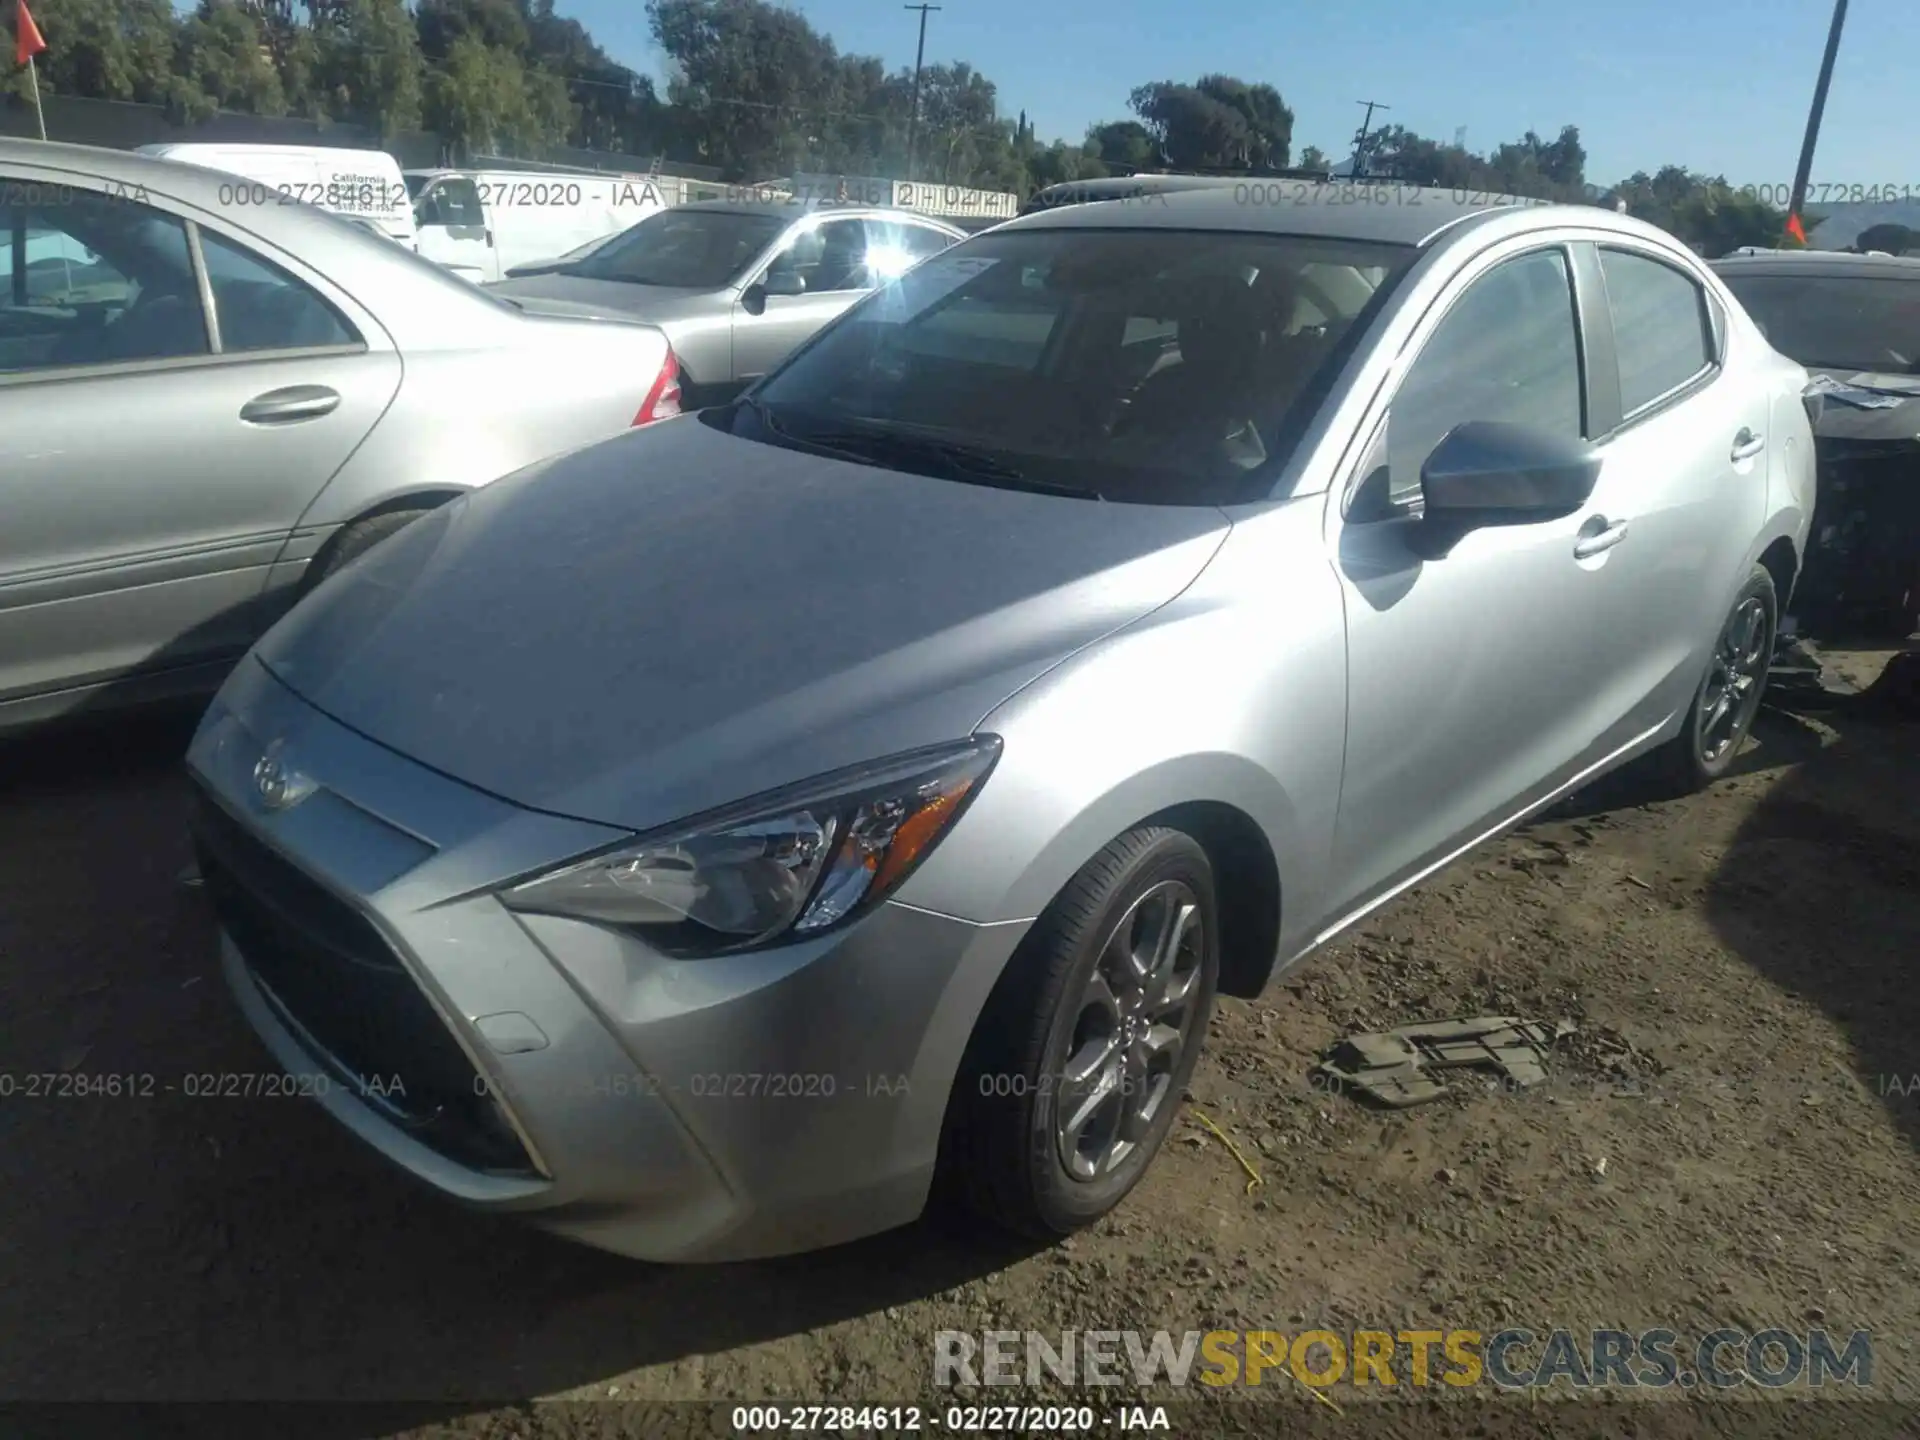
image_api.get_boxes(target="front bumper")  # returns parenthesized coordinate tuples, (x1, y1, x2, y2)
(187, 657, 1029, 1262)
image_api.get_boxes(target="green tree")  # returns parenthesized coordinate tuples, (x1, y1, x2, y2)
(424, 31, 572, 158)
(313, 0, 427, 140)
(1193, 74, 1290, 168)
(1298, 143, 1329, 171)
(1087, 118, 1156, 172)
(1128, 80, 1247, 170)
(4, 0, 174, 106)
(648, 0, 847, 178)
(172, 1, 288, 122)
(1604, 166, 1788, 256)
(1855, 222, 1917, 255)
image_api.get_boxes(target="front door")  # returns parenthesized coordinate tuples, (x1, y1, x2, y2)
(414, 176, 497, 283)
(0, 175, 399, 714)
(1323, 243, 1649, 919)
(730, 217, 877, 383)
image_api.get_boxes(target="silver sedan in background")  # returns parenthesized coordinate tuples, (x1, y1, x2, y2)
(189, 186, 1813, 1263)
(0, 139, 679, 733)
(487, 197, 964, 404)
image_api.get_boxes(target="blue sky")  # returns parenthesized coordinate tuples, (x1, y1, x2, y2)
(562, 0, 1918, 189)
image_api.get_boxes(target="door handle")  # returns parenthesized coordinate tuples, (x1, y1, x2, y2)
(1574, 517, 1630, 559)
(1731, 428, 1766, 462)
(240, 385, 341, 425)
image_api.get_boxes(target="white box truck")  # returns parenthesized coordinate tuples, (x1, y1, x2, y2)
(136, 142, 415, 247)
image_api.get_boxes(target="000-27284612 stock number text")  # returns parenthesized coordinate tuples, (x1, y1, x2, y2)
(729, 1404, 1170, 1432)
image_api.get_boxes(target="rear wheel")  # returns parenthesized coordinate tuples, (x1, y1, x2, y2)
(941, 827, 1219, 1238)
(1650, 565, 1777, 794)
(301, 507, 434, 594)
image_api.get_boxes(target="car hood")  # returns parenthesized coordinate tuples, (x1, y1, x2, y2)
(253, 417, 1231, 834)
(484, 273, 722, 325)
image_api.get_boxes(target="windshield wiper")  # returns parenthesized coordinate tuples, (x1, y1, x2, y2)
(794, 426, 1102, 500)
(738, 400, 1101, 499)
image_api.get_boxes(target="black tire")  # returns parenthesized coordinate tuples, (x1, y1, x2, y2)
(302, 508, 432, 593)
(1649, 564, 1778, 794)
(940, 827, 1220, 1239)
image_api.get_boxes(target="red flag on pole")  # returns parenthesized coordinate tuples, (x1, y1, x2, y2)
(1785, 211, 1808, 245)
(15, 0, 47, 66)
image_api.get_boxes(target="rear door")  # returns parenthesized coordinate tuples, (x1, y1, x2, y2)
(0, 170, 400, 711)
(1580, 242, 1765, 732)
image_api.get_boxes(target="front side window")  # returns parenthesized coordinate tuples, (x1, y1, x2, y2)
(862, 220, 957, 284)
(1601, 248, 1712, 415)
(1387, 249, 1583, 506)
(764, 218, 874, 294)
(733, 228, 1417, 505)
(197, 230, 358, 353)
(1718, 271, 1920, 375)
(419, 177, 484, 229)
(569, 207, 786, 289)
(0, 182, 208, 373)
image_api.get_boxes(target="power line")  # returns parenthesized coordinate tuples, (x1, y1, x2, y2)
(1351, 98, 1389, 176)
(902, 3, 942, 181)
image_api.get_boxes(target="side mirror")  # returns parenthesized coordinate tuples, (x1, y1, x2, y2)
(760, 270, 806, 298)
(740, 283, 769, 316)
(1420, 420, 1601, 524)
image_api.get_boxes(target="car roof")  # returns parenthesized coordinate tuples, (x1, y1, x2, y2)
(999, 181, 1570, 248)
(0, 137, 518, 335)
(672, 195, 964, 230)
(9, 137, 400, 197)
(1712, 250, 1920, 279)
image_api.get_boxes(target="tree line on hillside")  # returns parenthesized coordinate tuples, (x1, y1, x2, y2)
(3, 0, 1819, 255)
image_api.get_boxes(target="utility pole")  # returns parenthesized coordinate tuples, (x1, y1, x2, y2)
(903, 3, 942, 185)
(1785, 0, 1848, 246)
(1351, 99, 1390, 177)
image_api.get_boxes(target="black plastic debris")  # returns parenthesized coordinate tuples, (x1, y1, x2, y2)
(1316, 1016, 1576, 1109)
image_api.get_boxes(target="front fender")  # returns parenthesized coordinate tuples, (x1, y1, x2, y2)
(896, 541, 1349, 969)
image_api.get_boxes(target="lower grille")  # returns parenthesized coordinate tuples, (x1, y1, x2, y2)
(190, 788, 536, 1177)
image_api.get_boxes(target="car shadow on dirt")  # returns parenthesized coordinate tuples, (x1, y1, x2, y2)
(0, 711, 1042, 1419)
(1697, 683, 1920, 1156)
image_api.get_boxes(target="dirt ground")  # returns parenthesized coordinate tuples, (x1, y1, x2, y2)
(1, 646, 1916, 1438)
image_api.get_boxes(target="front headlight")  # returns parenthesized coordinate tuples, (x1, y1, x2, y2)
(499, 737, 1001, 956)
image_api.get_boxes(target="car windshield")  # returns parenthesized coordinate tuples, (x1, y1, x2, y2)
(732, 227, 1416, 504)
(564, 207, 787, 288)
(1720, 272, 1920, 374)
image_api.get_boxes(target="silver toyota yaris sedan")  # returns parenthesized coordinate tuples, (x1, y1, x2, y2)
(187, 185, 1816, 1262)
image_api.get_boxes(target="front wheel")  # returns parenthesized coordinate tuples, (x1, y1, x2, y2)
(941, 827, 1220, 1238)
(1650, 565, 1777, 793)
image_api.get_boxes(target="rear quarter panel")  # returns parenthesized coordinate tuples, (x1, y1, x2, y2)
(279, 317, 669, 540)
(1706, 272, 1816, 588)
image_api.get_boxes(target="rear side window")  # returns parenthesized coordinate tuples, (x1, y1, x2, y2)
(1387, 249, 1583, 506)
(1716, 272, 1920, 373)
(198, 230, 358, 352)
(1600, 248, 1712, 416)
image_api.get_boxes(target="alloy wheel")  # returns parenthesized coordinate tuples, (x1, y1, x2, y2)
(1052, 880, 1206, 1182)
(1696, 595, 1771, 766)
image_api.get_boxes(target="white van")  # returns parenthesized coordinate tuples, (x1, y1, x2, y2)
(406, 169, 670, 283)
(137, 143, 416, 248)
